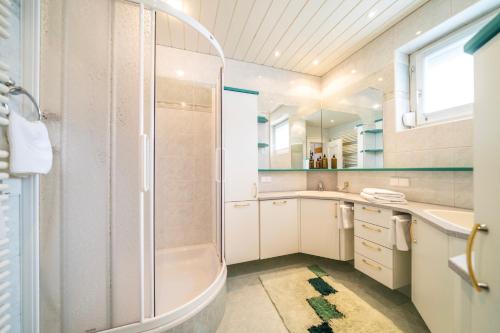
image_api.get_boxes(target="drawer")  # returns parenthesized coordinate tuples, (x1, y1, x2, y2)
(354, 219, 392, 249)
(354, 204, 393, 228)
(355, 236, 393, 268)
(355, 253, 393, 289)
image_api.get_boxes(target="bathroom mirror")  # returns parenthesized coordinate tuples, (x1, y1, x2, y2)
(261, 87, 384, 170)
(321, 87, 384, 169)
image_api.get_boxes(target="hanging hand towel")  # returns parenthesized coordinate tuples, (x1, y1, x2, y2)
(8, 111, 52, 174)
(392, 214, 412, 251)
(340, 204, 354, 229)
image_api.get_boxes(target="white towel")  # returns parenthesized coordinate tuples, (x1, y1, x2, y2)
(340, 203, 354, 229)
(8, 111, 52, 174)
(360, 192, 408, 205)
(392, 214, 411, 251)
(362, 188, 406, 199)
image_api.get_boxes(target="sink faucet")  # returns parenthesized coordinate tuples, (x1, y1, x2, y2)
(318, 181, 325, 191)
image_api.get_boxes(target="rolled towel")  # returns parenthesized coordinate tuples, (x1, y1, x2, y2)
(362, 188, 405, 199)
(361, 192, 408, 205)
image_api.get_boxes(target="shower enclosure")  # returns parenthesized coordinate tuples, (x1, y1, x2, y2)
(40, 1, 226, 332)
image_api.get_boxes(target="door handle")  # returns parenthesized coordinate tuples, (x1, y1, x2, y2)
(252, 182, 257, 198)
(466, 223, 489, 292)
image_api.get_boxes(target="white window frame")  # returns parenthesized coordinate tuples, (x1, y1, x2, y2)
(272, 118, 290, 154)
(409, 19, 485, 127)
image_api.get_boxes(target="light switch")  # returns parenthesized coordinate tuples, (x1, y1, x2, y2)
(261, 176, 272, 183)
(398, 178, 410, 187)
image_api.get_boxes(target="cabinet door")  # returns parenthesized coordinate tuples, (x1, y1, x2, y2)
(223, 90, 258, 202)
(300, 199, 340, 259)
(224, 201, 259, 265)
(412, 219, 453, 333)
(260, 199, 299, 259)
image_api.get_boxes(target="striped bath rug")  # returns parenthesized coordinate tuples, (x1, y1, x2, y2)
(259, 265, 403, 333)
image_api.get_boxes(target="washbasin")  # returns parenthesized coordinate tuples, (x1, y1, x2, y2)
(424, 209, 474, 230)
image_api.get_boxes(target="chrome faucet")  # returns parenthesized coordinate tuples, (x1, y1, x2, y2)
(318, 181, 325, 191)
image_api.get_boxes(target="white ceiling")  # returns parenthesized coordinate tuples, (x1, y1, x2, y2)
(156, 0, 428, 77)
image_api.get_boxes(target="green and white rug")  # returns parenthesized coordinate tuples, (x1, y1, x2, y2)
(259, 265, 403, 333)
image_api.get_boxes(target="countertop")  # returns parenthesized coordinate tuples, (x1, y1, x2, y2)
(258, 190, 472, 239)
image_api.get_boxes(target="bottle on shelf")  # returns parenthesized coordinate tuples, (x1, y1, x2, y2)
(322, 154, 328, 169)
(309, 151, 314, 169)
(316, 155, 322, 169)
(331, 155, 338, 169)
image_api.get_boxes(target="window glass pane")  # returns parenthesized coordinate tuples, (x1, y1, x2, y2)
(274, 120, 289, 151)
(423, 35, 474, 114)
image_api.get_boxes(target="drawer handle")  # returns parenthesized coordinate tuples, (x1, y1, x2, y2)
(362, 206, 381, 213)
(233, 203, 250, 208)
(362, 258, 382, 271)
(362, 241, 381, 251)
(361, 224, 382, 232)
(273, 200, 287, 205)
(410, 219, 416, 243)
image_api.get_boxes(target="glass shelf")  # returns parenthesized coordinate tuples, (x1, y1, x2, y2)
(257, 115, 268, 123)
(258, 167, 473, 172)
(362, 129, 383, 134)
(362, 149, 383, 153)
(258, 143, 269, 148)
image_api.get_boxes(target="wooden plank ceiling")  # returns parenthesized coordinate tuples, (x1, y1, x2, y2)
(156, 0, 427, 76)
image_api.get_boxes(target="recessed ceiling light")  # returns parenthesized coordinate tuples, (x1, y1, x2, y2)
(181, 102, 186, 107)
(330, 120, 334, 123)
(351, 69, 357, 74)
(258, 75, 263, 79)
(313, 59, 319, 65)
(274, 51, 281, 57)
(167, 0, 184, 11)
(416, 30, 422, 35)
(175, 69, 184, 77)
(368, 10, 377, 19)
(372, 104, 381, 109)
(378, 77, 383, 82)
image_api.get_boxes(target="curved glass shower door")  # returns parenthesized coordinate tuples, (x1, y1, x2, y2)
(153, 10, 223, 316)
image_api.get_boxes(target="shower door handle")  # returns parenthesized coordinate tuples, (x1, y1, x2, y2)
(215, 147, 226, 184)
(141, 134, 150, 192)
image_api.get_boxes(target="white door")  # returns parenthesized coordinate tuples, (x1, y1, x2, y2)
(260, 199, 299, 259)
(470, 32, 500, 332)
(223, 89, 258, 202)
(300, 199, 340, 259)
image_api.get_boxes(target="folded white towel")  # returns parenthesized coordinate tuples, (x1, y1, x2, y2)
(362, 188, 405, 199)
(360, 192, 408, 205)
(392, 214, 412, 251)
(340, 204, 354, 229)
(8, 111, 53, 175)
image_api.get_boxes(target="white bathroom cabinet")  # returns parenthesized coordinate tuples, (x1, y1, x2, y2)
(222, 89, 258, 202)
(353, 204, 410, 290)
(300, 199, 340, 259)
(224, 201, 260, 265)
(260, 199, 299, 259)
(411, 218, 453, 333)
(411, 217, 470, 333)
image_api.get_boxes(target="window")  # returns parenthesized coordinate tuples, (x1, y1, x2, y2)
(409, 20, 484, 126)
(273, 119, 289, 151)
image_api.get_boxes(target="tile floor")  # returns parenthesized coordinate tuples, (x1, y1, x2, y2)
(216, 254, 430, 333)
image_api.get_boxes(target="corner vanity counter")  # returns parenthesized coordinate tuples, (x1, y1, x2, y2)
(254, 190, 474, 333)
